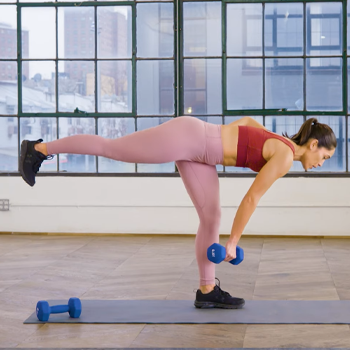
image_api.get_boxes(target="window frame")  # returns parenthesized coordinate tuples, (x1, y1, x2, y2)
(0, 0, 349, 177)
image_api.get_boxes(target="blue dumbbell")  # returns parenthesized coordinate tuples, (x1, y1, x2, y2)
(207, 243, 244, 265)
(36, 297, 82, 322)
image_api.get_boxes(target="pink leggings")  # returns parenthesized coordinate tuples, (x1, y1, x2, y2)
(46, 116, 224, 286)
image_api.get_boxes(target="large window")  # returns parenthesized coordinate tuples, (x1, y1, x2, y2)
(0, 0, 348, 175)
(222, 1, 346, 172)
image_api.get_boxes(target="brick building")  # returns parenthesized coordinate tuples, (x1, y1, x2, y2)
(0, 22, 29, 81)
(63, 8, 127, 97)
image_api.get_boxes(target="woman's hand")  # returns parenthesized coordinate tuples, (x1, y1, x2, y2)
(224, 238, 237, 262)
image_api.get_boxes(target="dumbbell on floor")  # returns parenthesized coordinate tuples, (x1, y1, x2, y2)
(36, 297, 82, 322)
(207, 243, 244, 265)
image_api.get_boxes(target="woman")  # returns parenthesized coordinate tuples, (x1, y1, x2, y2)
(19, 116, 337, 309)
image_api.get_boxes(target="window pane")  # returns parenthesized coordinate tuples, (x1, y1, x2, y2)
(22, 61, 56, 113)
(136, 117, 175, 173)
(265, 116, 304, 171)
(22, 8, 56, 59)
(0, 6, 16, 59)
(98, 118, 135, 173)
(137, 3, 173, 58)
(227, 59, 262, 110)
(98, 60, 132, 113)
(307, 116, 345, 172)
(59, 118, 96, 172)
(265, 58, 303, 110)
(224, 116, 263, 173)
(306, 58, 342, 111)
(227, 3, 262, 57)
(58, 61, 95, 113)
(184, 59, 221, 115)
(137, 60, 174, 115)
(20, 117, 58, 171)
(307, 2, 342, 56)
(184, 2, 221, 57)
(0, 61, 18, 114)
(0, 116, 18, 171)
(265, 3, 303, 57)
(58, 7, 95, 59)
(98, 6, 132, 59)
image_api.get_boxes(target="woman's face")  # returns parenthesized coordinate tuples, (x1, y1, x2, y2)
(301, 139, 335, 171)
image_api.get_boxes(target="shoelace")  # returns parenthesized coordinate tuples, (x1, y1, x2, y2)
(193, 277, 232, 296)
(215, 277, 231, 297)
(32, 154, 54, 173)
(26, 139, 54, 173)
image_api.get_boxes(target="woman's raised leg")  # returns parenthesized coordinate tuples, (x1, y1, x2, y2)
(19, 117, 206, 186)
(46, 117, 205, 164)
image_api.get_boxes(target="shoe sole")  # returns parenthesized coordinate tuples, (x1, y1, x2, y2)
(19, 140, 33, 187)
(194, 300, 245, 309)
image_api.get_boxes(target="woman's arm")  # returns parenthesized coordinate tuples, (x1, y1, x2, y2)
(224, 150, 293, 261)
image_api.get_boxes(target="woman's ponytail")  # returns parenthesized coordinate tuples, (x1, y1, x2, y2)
(283, 118, 337, 150)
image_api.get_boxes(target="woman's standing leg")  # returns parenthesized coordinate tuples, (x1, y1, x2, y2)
(176, 160, 245, 309)
(176, 160, 220, 287)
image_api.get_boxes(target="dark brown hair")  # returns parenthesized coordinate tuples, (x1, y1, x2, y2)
(283, 118, 337, 150)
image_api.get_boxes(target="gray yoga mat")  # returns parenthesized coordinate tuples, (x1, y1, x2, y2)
(23, 300, 350, 324)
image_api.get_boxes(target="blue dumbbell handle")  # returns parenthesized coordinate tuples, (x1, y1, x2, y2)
(50, 305, 70, 314)
(229, 246, 243, 265)
(207, 243, 244, 265)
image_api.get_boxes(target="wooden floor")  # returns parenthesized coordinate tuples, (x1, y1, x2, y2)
(0, 234, 350, 348)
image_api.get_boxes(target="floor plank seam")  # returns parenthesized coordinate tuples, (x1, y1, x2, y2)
(321, 240, 341, 301)
(251, 238, 265, 301)
(79, 236, 153, 300)
(242, 239, 265, 348)
(38, 235, 99, 297)
(1, 236, 96, 296)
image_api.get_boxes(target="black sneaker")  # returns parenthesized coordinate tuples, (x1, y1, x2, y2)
(194, 278, 245, 309)
(19, 139, 53, 187)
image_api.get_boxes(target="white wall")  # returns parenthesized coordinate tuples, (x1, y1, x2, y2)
(1, 176, 350, 236)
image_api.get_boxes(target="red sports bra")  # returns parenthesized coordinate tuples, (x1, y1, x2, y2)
(236, 126, 295, 172)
